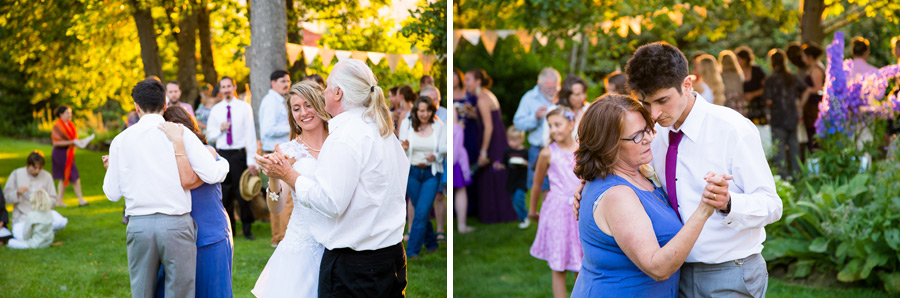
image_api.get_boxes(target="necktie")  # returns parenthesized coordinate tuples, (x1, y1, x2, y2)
(226, 105, 233, 146)
(665, 130, 684, 220)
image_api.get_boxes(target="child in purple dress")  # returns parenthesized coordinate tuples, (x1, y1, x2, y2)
(529, 107, 583, 298)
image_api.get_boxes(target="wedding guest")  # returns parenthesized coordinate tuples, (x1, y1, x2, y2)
(513, 68, 560, 203)
(420, 75, 435, 90)
(4, 151, 69, 236)
(166, 81, 195, 116)
(736, 46, 769, 125)
(206, 76, 260, 240)
(392, 85, 417, 136)
(420, 86, 447, 123)
(454, 68, 483, 216)
(195, 84, 217, 131)
(103, 79, 229, 297)
(887, 37, 900, 139)
(258, 59, 408, 296)
(719, 50, 746, 116)
(604, 71, 628, 95)
(452, 71, 476, 234)
(801, 42, 826, 151)
(529, 107, 582, 298)
(468, 68, 517, 224)
(571, 94, 715, 297)
(849, 36, 879, 79)
(541, 75, 590, 145)
(259, 70, 293, 247)
(6, 189, 55, 249)
(51, 105, 88, 207)
(399, 96, 445, 259)
(495, 126, 529, 228)
(764, 49, 805, 180)
(304, 74, 325, 89)
(418, 86, 448, 240)
(696, 54, 726, 106)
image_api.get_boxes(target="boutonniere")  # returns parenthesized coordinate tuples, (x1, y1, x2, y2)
(640, 164, 661, 188)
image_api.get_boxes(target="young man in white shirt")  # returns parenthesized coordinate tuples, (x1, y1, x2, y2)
(103, 79, 229, 297)
(3, 151, 68, 237)
(626, 42, 782, 297)
(258, 70, 292, 247)
(205, 76, 260, 240)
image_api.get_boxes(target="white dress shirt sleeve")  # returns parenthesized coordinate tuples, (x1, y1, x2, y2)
(398, 117, 411, 142)
(244, 104, 258, 167)
(293, 138, 360, 219)
(721, 126, 783, 231)
(206, 106, 223, 142)
(260, 96, 289, 139)
(3, 170, 19, 204)
(183, 130, 229, 184)
(103, 139, 122, 202)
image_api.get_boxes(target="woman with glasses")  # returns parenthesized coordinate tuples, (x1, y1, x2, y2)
(570, 94, 715, 297)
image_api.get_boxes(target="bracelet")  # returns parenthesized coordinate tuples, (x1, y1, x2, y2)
(175, 153, 187, 157)
(267, 191, 280, 202)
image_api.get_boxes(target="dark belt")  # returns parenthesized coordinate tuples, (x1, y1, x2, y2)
(217, 148, 246, 153)
(327, 242, 403, 256)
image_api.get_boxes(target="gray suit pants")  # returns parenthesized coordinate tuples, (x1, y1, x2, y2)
(679, 253, 768, 298)
(126, 213, 197, 298)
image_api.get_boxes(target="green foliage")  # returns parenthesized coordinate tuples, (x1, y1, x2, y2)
(401, 0, 447, 56)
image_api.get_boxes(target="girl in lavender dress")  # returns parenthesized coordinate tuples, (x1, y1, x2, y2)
(528, 107, 583, 298)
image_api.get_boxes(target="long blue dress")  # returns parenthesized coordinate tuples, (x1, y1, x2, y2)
(156, 162, 233, 298)
(571, 175, 682, 297)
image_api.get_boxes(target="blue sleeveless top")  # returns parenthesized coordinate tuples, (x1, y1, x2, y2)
(571, 175, 683, 298)
(190, 149, 231, 247)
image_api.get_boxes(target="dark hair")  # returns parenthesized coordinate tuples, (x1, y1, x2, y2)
(768, 48, 794, 87)
(574, 94, 654, 181)
(146, 75, 162, 82)
(27, 150, 45, 168)
(166, 81, 179, 87)
(625, 42, 688, 98)
(735, 46, 755, 65)
(420, 75, 433, 86)
(558, 75, 587, 108)
(604, 71, 628, 94)
(211, 85, 220, 97)
(270, 70, 289, 82)
(453, 68, 465, 89)
(410, 96, 437, 131)
(399, 85, 417, 104)
(389, 86, 400, 96)
(220, 76, 235, 86)
(54, 105, 70, 118)
(163, 106, 206, 144)
(786, 42, 807, 69)
(467, 68, 493, 89)
(851, 36, 869, 57)
(304, 74, 324, 86)
(803, 42, 824, 60)
(132, 79, 167, 113)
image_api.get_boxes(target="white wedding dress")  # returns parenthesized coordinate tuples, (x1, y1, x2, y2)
(252, 140, 325, 297)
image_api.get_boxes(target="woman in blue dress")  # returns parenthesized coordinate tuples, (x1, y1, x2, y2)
(570, 94, 714, 297)
(155, 106, 233, 298)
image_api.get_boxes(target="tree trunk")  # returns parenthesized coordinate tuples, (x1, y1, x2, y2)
(285, 0, 306, 80)
(801, 0, 825, 45)
(248, 0, 288, 135)
(176, 3, 200, 106)
(129, 0, 163, 78)
(198, 0, 218, 87)
(579, 32, 589, 73)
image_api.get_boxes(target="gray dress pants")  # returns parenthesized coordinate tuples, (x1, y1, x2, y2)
(126, 213, 197, 298)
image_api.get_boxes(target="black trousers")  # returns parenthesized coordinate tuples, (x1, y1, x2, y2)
(319, 242, 407, 298)
(218, 148, 254, 237)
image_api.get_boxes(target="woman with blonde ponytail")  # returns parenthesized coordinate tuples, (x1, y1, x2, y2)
(256, 59, 409, 297)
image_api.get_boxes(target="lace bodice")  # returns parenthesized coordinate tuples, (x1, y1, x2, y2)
(277, 140, 324, 253)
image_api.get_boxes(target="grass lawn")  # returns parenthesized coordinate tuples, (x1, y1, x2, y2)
(453, 218, 896, 297)
(0, 137, 446, 297)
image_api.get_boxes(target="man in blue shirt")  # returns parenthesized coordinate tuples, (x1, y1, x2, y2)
(258, 69, 292, 247)
(513, 68, 560, 207)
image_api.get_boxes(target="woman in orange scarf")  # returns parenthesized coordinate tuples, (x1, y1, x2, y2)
(51, 106, 88, 207)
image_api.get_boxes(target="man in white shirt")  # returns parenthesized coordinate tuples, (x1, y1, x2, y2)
(3, 151, 68, 236)
(103, 79, 229, 298)
(626, 42, 782, 297)
(259, 59, 409, 297)
(205, 76, 260, 240)
(849, 36, 879, 79)
(258, 70, 292, 247)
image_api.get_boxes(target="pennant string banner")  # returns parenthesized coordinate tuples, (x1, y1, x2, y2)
(290, 43, 438, 74)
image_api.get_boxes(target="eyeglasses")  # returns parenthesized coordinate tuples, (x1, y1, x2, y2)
(621, 126, 653, 144)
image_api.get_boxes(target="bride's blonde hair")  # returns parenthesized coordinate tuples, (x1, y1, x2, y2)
(286, 81, 332, 140)
(328, 59, 394, 138)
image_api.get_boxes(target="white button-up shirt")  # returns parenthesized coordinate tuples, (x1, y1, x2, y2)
(294, 108, 410, 251)
(103, 114, 229, 216)
(651, 93, 783, 264)
(258, 89, 290, 152)
(206, 98, 258, 166)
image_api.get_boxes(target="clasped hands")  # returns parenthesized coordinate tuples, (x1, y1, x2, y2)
(255, 145, 296, 181)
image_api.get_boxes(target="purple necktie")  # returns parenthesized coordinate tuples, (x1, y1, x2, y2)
(665, 130, 684, 220)
(226, 105, 233, 146)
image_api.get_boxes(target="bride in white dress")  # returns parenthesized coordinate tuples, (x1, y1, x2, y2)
(252, 81, 332, 298)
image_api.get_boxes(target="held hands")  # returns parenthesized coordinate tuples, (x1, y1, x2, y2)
(701, 172, 734, 214)
(101, 155, 110, 170)
(255, 145, 295, 180)
(158, 122, 184, 142)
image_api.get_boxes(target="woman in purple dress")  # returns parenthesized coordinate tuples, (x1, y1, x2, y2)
(465, 68, 517, 224)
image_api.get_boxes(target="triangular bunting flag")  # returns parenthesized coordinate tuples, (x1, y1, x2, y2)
(601, 21, 614, 34)
(420, 54, 436, 74)
(617, 18, 630, 38)
(535, 32, 549, 46)
(460, 29, 481, 45)
(572, 33, 583, 42)
(556, 38, 565, 50)
(351, 51, 368, 62)
(387, 54, 402, 73)
(515, 30, 533, 53)
(335, 50, 352, 62)
(367, 52, 386, 65)
(482, 30, 499, 54)
(302, 46, 319, 65)
(497, 30, 516, 39)
(402, 54, 419, 70)
(287, 43, 303, 66)
(453, 30, 462, 52)
(629, 16, 642, 35)
(319, 49, 336, 66)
